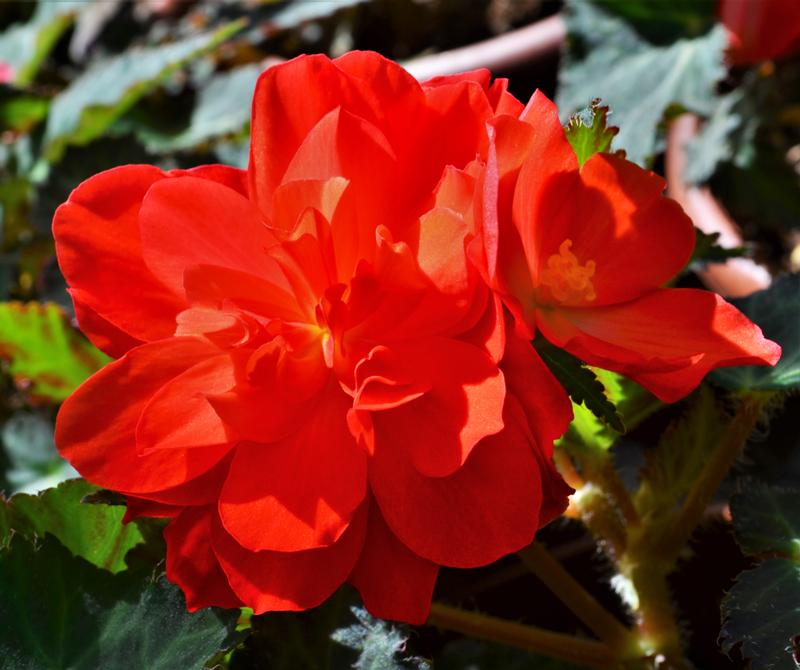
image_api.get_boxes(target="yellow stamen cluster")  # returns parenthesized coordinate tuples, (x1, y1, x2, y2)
(539, 239, 597, 303)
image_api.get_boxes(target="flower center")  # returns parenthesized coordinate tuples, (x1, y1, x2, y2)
(538, 239, 597, 304)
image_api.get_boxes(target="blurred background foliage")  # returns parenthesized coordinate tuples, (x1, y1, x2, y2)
(0, 1, 798, 669)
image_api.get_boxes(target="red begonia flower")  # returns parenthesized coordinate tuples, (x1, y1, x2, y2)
(719, 0, 800, 65)
(477, 92, 780, 403)
(53, 52, 572, 624)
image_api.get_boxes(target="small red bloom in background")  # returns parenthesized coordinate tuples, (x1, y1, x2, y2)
(719, 0, 800, 64)
(477, 92, 781, 403)
(53, 52, 572, 624)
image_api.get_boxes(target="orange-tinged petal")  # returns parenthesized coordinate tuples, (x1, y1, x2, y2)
(538, 288, 781, 402)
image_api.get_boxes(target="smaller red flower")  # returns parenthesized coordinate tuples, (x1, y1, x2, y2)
(719, 0, 800, 64)
(477, 92, 781, 403)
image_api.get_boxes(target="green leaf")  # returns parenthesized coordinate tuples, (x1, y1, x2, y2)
(1, 479, 143, 573)
(1, 412, 75, 494)
(564, 100, 620, 167)
(139, 63, 261, 152)
(332, 607, 430, 670)
(687, 229, 746, 267)
(42, 20, 243, 162)
(0, 2, 90, 86)
(635, 386, 727, 524)
(0, 302, 110, 402)
(559, 368, 660, 453)
(720, 559, 800, 670)
(0, 535, 240, 670)
(711, 274, 800, 390)
(534, 338, 625, 434)
(231, 590, 356, 670)
(730, 480, 800, 559)
(0, 87, 50, 133)
(558, 0, 727, 165)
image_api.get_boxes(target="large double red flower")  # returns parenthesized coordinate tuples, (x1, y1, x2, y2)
(53, 53, 572, 624)
(475, 92, 780, 401)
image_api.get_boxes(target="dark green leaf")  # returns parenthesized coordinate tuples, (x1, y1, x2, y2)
(332, 607, 430, 670)
(564, 100, 620, 167)
(711, 274, 800, 390)
(635, 386, 727, 524)
(730, 480, 800, 559)
(232, 590, 356, 670)
(0, 535, 240, 670)
(43, 20, 244, 162)
(535, 338, 625, 434)
(1, 479, 143, 573)
(0, 302, 110, 402)
(559, 368, 660, 453)
(688, 229, 747, 267)
(558, 0, 727, 165)
(720, 559, 800, 670)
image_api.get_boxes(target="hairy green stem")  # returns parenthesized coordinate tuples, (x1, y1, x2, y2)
(427, 602, 619, 669)
(518, 542, 638, 655)
(657, 392, 774, 559)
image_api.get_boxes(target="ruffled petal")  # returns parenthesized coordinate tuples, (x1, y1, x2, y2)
(218, 382, 367, 552)
(356, 337, 505, 477)
(53, 165, 187, 346)
(165, 506, 241, 611)
(369, 406, 543, 568)
(55, 338, 231, 494)
(136, 353, 240, 453)
(349, 501, 438, 625)
(212, 502, 367, 614)
(538, 288, 781, 402)
(138, 176, 281, 298)
(249, 54, 362, 218)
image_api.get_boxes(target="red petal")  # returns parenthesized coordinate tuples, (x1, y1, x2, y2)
(502, 329, 573, 452)
(349, 501, 438, 625)
(165, 506, 241, 611)
(138, 176, 280, 298)
(370, 406, 543, 568)
(54, 165, 186, 345)
(136, 353, 240, 453)
(538, 288, 782, 402)
(72, 299, 142, 358)
(534, 154, 695, 307)
(358, 337, 505, 477)
(212, 502, 367, 614)
(176, 164, 248, 197)
(249, 54, 362, 218)
(218, 382, 367, 552)
(55, 338, 231, 494)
